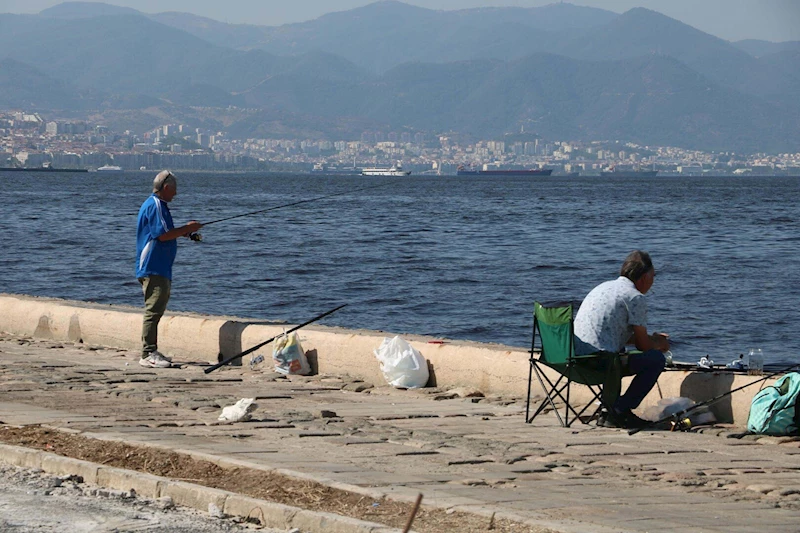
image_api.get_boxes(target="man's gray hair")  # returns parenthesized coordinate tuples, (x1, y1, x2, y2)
(153, 170, 176, 192)
(620, 250, 653, 282)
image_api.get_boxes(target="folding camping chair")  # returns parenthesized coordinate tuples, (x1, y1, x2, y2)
(525, 301, 621, 427)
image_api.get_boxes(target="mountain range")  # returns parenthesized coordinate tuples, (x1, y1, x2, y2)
(0, 0, 797, 152)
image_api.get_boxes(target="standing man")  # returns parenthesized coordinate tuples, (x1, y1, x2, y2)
(574, 250, 669, 429)
(135, 170, 202, 368)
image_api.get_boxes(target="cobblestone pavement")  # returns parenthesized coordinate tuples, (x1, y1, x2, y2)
(2, 334, 800, 533)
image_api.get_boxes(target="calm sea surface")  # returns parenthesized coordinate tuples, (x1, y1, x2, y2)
(2, 171, 799, 366)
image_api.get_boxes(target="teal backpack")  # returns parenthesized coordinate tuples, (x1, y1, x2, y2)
(747, 372, 800, 435)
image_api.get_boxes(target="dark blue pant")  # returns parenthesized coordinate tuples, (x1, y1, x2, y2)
(614, 350, 666, 412)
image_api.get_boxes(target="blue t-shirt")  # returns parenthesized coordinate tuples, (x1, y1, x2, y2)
(135, 194, 177, 280)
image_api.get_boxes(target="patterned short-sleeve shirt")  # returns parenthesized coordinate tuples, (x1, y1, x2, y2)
(573, 276, 647, 355)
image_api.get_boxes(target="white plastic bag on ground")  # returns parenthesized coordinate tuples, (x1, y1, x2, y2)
(272, 332, 311, 375)
(218, 398, 257, 422)
(641, 397, 716, 426)
(374, 336, 429, 389)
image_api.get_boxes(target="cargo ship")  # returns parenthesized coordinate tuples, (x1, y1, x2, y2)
(600, 166, 658, 177)
(312, 163, 361, 175)
(0, 166, 87, 173)
(456, 165, 552, 177)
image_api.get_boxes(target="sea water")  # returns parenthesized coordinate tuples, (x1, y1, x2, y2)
(1, 171, 798, 366)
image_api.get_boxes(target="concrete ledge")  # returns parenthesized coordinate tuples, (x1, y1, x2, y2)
(291, 509, 398, 533)
(161, 480, 229, 512)
(0, 444, 406, 533)
(0, 293, 779, 426)
(0, 293, 534, 399)
(0, 444, 43, 470)
(223, 494, 298, 529)
(41, 454, 99, 484)
(97, 466, 164, 498)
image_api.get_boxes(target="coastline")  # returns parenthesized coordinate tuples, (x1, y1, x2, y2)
(0, 293, 775, 426)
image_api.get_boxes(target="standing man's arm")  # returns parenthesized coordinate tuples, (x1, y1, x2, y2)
(157, 221, 203, 242)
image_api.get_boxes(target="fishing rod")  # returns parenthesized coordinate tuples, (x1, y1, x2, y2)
(628, 362, 800, 435)
(204, 304, 347, 374)
(189, 179, 401, 241)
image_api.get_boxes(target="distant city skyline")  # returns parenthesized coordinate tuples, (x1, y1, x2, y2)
(1, 0, 799, 42)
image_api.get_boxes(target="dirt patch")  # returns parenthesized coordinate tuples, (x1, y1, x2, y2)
(0, 425, 555, 533)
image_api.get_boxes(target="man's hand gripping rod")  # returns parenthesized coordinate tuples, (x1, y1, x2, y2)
(204, 304, 347, 374)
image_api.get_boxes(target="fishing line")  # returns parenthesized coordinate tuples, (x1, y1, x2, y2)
(189, 179, 402, 241)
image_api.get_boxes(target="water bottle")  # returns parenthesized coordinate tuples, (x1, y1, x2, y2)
(748, 348, 764, 375)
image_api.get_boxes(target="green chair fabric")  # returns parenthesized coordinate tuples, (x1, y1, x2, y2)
(525, 301, 621, 427)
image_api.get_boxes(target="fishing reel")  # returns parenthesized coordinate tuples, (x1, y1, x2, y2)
(670, 416, 692, 432)
(188, 232, 203, 242)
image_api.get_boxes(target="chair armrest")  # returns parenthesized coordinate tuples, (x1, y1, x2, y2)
(571, 352, 619, 362)
(574, 351, 617, 359)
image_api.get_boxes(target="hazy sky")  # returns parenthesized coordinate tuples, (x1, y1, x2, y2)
(1, 0, 799, 42)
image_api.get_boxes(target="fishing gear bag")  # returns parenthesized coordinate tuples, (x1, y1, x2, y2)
(747, 372, 800, 435)
(272, 332, 311, 375)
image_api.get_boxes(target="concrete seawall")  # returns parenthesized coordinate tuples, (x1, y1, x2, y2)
(0, 293, 773, 426)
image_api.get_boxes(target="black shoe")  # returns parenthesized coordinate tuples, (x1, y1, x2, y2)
(596, 409, 625, 428)
(597, 409, 650, 430)
(620, 410, 650, 430)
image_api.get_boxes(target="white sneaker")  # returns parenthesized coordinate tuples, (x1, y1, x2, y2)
(139, 352, 172, 368)
(143, 350, 172, 362)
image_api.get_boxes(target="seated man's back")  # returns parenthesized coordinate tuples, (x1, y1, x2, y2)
(573, 250, 669, 429)
(574, 276, 647, 356)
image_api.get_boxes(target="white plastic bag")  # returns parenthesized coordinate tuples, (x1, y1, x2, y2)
(272, 332, 311, 375)
(218, 398, 257, 423)
(374, 336, 429, 389)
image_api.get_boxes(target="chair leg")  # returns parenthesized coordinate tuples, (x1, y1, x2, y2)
(571, 365, 612, 425)
(570, 385, 604, 424)
(529, 361, 609, 427)
(530, 378, 567, 424)
(525, 356, 534, 422)
(565, 367, 572, 426)
(529, 363, 567, 426)
(563, 381, 594, 427)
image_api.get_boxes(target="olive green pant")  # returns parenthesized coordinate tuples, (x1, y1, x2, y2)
(139, 275, 171, 356)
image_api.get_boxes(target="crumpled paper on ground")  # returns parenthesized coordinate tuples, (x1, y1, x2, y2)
(218, 398, 257, 423)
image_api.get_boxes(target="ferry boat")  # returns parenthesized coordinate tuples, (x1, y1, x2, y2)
(96, 165, 123, 172)
(361, 162, 411, 176)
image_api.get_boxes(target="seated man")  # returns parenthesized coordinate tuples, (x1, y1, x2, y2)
(574, 250, 669, 429)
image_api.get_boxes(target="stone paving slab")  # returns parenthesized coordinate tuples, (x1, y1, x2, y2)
(3, 334, 800, 533)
